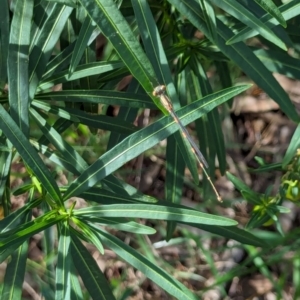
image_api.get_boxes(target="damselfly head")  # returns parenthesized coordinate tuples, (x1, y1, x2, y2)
(152, 85, 166, 97)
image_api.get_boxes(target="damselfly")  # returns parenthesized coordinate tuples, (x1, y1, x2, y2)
(152, 85, 222, 202)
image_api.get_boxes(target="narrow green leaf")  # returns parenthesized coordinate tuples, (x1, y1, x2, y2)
(73, 203, 237, 226)
(231, 0, 298, 42)
(29, 3, 73, 99)
(255, 48, 300, 79)
(0, 245, 24, 265)
(107, 80, 141, 148)
(211, 0, 286, 50)
(189, 57, 226, 174)
(0, 141, 12, 203)
(191, 224, 267, 247)
(73, 219, 105, 254)
(195, 117, 211, 196)
(254, 0, 286, 27)
(69, 14, 97, 76)
(39, 61, 124, 90)
(43, 41, 76, 79)
(32, 101, 80, 122)
(131, 0, 175, 103)
(47, 0, 77, 7)
(97, 228, 199, 300)
(79, 186, 157, 205)
(36, 89, 155, 108)
(30, 107, 89, 174)
(0, 198, 42, 233)
(283, 124, 300, 168)
(30, 141, 86, 177)
(8, 0, 34, 136)
(63, 107, 137, 134)
(41, 202, 56, 293)
(78, 217, 156, 235)
(226, 172, 259, 198)
(0, 105, 62, 204)
(30, 1, 54, 52)
(242, 190, 262, 206)
(0, 0, 9, 88)
(32, 102, 137, 134)
(102, 175, 158, 202)
(250, 162, 282, 173)
(165, 135, 185, 240)
(71, 231, 116, 300)
(69, 262, 84, 300)
(55, 222, 71, 300)
(0, 240, 28, 300)
(78, 0, 156, 95)
(197, 0, 217, 42)
(77, 8, 98, 102)
(0, 211, 66, 251)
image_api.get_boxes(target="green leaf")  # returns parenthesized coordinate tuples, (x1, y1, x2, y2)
(79, 186, 157, 204)
(39, 61, 124, 90)
(192, 224, 267, 247)
(55, 222, 71, 300)
(78, 0, 156, 96)
(249, 162, 282, 173)
(8, 0, 34, 137)
(241, 190, 262, 206)
(0, 198, 42, 233)
(0, 140, 12, 204)
(255, 48, 300, 79)
(47, 0, 77, 7)
(32, 100, 80, 122)
(197, 0, 217, 42)
(30, 107, 90, 172)
(36, 89, 155, 109)
(32, 102, 137, 134)
(30, 141, 86, 177)
(0, 105, 62, 204)
(0, 240, 28, 300)
(69, 262, 84, 300)
(0, 201, 31, 297)
(254, 0, 286, 27)
(40, 202, 56, 294)
(131, 0, 177, 110)
(43, 41, 76, 79)
(63, 85, 250, 200)
(226, 172, 258, 198)
(77, 216, 156, 234)
(68, 14, 97, 76)
(97, 228, 199, 300)
(0, 0, 9, 88)
(106, 80, 141, 148)
(29, 3, 73, 98)
(73, 219, 105, 254)
(0, 211, 66, 251)
(211, 0, 286, 50)
(70, 231, 116, 300)
(73, 203, 237, 226)
(283, 124, 300, 168)
(165, 135, 185, 240)
(189, 57, 226, 174)
(228, 1, 299, 43)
